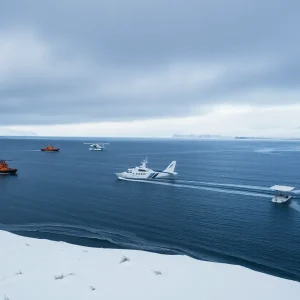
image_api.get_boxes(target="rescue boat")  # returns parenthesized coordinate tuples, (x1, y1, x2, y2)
(0, 160, 17, 175)
(41, 145, 60, 152)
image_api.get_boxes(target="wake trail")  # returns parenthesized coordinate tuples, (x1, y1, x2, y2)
(290, 202, 300, 213)
(119, 178, 271, 198)
(173, 179, 270, 192)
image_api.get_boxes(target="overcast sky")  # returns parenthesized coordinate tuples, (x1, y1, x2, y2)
(0, 0, 299, 137)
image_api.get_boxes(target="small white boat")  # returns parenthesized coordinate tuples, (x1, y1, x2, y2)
(270, 185, 295, 203)
(83, 143, 109, 151)
(116, 157, 177, 180)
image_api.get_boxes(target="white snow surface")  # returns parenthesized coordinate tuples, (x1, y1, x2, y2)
(1, 230, 299, 300)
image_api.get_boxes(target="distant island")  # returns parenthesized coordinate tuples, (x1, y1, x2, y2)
(234, 136, 299, 140)
(172, 134, 232, 139)
(172, 134, 300, 141)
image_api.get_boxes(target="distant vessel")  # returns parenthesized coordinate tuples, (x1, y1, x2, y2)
(41, 145, 60, 152)
(0, 160, 17, 175)
(116, 157, 177, 180)
(83, 143, 109, 151)
(270, 185, 295, 203)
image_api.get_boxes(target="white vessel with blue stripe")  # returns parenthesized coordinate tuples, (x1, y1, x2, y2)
(116, 158, 177, 180)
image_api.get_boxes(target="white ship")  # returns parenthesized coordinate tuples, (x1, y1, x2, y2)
(270, 185, 295, 203)
(83, 143, 109, 151)
(116, 158, 177, 180)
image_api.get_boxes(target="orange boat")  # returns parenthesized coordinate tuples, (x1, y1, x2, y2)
(41, 144, 60, 152)
(0, 160, 17, 175)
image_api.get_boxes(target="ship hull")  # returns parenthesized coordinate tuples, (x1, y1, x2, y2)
(41, 149, 60, 152)
(116, 172, 174, 180)
(0, 169, 17, 175)
(272, 195, 292, 203)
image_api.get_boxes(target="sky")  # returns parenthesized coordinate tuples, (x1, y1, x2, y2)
(0, 0, 300, 137)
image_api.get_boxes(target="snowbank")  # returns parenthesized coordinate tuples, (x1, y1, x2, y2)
(0, 230, 299, 300)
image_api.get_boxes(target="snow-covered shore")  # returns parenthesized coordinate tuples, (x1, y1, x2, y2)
(1, 230, 299, 300)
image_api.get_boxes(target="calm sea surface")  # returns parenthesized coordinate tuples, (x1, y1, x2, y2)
(0, 138, 300, 281)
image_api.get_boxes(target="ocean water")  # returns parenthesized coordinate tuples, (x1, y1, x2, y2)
(0, 138, 300, 282)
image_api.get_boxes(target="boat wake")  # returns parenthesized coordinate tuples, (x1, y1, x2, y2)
(174, 179, 270, 192)
(255, 147, 300, 154)
(290, 202, 300, 213)
(255, 148, 275, 154)
(118, 177, 271, 198)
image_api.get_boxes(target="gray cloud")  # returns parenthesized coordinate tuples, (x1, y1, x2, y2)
(0, 0, 300, 125)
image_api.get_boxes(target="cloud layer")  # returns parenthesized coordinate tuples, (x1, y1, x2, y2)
(0, 0, 299, 127)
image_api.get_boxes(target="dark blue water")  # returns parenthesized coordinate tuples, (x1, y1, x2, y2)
(1, 138, 300, 282)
